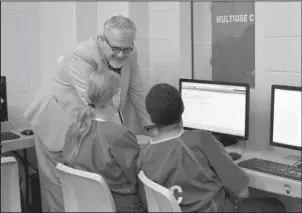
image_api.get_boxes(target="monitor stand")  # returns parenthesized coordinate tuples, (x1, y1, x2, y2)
(213, 133, 239, 147)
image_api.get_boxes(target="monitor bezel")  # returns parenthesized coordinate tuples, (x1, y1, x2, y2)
(1, 76, 8, 122)
(179, 78, 250, 140)
(270, 84, 302, 151)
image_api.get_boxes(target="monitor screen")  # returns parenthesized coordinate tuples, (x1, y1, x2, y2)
(1, 76, 8, 122)
(179, 79, 250, 139)
(270, 85, 302, 150)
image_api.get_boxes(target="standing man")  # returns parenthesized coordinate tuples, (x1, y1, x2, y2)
(25, 15, 155, 212)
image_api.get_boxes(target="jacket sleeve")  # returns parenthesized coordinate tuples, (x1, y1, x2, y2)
(128, 50, 153, 127)
(65, 52, 97, 105)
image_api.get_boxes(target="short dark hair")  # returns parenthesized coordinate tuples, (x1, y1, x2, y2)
(145, 83, 184, 127)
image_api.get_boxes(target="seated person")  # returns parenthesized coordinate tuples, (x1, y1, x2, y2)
(138, 83, 286, 212)
(62, 71, 146, 212)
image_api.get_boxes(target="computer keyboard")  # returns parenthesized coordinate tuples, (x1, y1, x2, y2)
(238, 158, 302, 181)
(1, 131, 21, 142)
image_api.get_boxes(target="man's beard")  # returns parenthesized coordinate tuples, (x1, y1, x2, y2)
(106, 58, 123, 75)
(108, 58, 124, 69)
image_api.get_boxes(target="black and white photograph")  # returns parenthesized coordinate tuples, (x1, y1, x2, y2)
(1, 1, 301, 213)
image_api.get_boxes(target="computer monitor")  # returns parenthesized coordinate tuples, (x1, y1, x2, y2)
(1, 76, 8, 122)
(179, 79, 250, 140)
(270, 85, 302, 151)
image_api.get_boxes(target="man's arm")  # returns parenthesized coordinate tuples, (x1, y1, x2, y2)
(128, 50, 153, 128)
(199, 131, 250, 198)
(64, 53, 97, 105)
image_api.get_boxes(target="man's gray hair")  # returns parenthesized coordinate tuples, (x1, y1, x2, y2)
(104, 15, 136, 36)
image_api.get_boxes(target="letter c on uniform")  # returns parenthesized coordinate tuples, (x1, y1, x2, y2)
(169, 185, 183, 204)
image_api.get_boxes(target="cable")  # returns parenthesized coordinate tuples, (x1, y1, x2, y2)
(239, 140, 247, 156)
(292, 159, 301, 167)
(280, 159, 301, 173)
(6, 120, 21, 133)
(7, 120, 14, 130)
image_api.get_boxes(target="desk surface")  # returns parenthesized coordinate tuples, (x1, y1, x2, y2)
(1, 131, 35, 153)
(2, 131, 300, 198)
(226, 144, 301, 198)
(1, 133, 150, 153)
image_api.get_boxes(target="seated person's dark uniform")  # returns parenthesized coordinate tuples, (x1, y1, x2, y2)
(138, 83, 286, 212)
(62, 71, 146, 212)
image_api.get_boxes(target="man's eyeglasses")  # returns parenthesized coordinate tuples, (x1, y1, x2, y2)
(103, 36, 134, 56)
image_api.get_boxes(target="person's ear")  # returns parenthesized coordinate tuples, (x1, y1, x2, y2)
(98, 35, 107, 48)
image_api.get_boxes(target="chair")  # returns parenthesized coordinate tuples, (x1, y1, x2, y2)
(1, 157, 22, 212)
(138, 170, 182, 212)
(56, 163, 116, 212)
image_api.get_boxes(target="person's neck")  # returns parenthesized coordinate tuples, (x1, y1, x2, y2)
(94, 107, 116, 122)
(153, 122, 184, 142)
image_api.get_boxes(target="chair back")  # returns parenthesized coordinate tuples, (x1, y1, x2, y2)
(138, 170, 182, 212)
(1, 157, 22, 212)
(56, 163, 116, 212)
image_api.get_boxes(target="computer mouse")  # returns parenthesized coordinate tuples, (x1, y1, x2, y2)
(229, 152, 242, 161)
(21, 129, 34, 136)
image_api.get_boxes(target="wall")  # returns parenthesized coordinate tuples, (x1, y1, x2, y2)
(253, 6, 301, 210)
(1, 2, 40, 131)
(129, 2, 150, 87)
(148, 2, 180, 88)
(147, 2, 192, 89)
(252, 2, 301, 154)
(97, 2, 129, 34)
(1, 2, 78, 132)
(192, 2, 212, 80)
(39, 2, 77, 82)
(96, 2, 192, 89)
(193, 2, 301, 211)
(193, 2, 301, 153)
(76, 2, 97, 43)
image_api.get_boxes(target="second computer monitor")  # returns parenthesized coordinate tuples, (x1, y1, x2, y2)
(270, 85, 301, 150)
(179, 79, 250, 140)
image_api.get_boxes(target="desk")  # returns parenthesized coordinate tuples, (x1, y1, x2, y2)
(226, 145, 301, 199)
(1, 131, 35, 213)
(1, 131, 35, 153)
